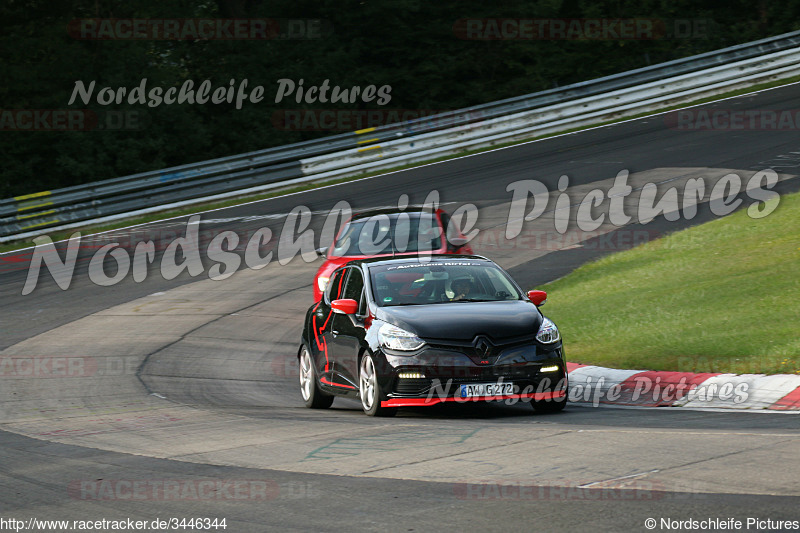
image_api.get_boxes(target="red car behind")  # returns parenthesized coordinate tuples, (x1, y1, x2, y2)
(312, 208, 473, 301)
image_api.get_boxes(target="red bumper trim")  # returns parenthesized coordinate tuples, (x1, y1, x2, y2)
(380, 389, 566, 408)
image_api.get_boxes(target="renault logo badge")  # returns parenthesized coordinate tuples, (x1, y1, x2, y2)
(474, 336, 493, 359)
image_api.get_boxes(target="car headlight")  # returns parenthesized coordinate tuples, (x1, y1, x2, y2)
(378, 323, 425, 352)
(317, 276, 330, 293)
(536, 317, 560, 344)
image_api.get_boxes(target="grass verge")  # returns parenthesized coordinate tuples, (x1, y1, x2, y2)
(542, 191, 800, 375)
(2, 74, 800, 255)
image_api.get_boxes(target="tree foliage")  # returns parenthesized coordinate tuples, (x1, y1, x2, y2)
(1, 0, 798, 198)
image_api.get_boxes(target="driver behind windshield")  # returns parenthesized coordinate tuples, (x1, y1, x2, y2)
(450, 277, 474, 301)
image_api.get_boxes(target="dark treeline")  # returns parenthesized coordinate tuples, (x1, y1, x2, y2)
(1, 0, 798, 198)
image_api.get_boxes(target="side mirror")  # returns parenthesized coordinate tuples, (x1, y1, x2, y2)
(448, 236, 468, 247)
(316, 246, 328, 258)
(331, 299, 358, 315)
(527, 290, 547, 307)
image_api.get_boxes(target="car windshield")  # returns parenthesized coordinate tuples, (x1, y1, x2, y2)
(328, 212, 442, 257)
(368, 261, 522, 306)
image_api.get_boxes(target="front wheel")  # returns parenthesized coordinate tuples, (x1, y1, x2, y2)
(532, 393, 567, 413)
(532, 376, 568, 413)
(359, 354, 396, 417)
(299, 346, 334, 409)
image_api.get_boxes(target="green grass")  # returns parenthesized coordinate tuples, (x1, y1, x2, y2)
(3, 74, 799, 255)
(542, 190, 800, 375)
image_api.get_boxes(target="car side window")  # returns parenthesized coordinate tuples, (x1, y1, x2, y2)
(342, 268, 366, 315)
(325, 268, 347, 304)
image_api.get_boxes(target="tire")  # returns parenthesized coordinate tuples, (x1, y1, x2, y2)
(358, 354, 397, 417)
(532, 377, 568, 413)
(299, 346, 334, 409)
(532, 394, 567, 413)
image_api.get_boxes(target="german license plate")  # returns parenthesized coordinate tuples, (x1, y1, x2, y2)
(460, 382, 515, 398)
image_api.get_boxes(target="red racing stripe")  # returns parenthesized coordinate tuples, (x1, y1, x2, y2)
(381, 390, 565, 408)
(615, 371, 721, 407)
(769, 386, 800, 410)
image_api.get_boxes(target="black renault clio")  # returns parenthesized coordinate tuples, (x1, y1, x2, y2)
(298, 255, 568, 417)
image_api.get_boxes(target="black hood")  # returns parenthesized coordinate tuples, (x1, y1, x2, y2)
(376, 300, 542, 342)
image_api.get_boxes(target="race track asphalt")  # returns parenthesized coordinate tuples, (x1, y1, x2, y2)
(1, 83, 799, 532)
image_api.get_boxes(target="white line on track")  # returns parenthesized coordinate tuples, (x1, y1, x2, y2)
(578, 469, 661, 488)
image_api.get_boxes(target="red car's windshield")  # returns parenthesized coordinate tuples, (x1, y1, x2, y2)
(329, 213, 443, 258)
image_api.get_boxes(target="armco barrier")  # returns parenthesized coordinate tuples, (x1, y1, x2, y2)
(2, 30, 800, 241)
(298, 46, 800, 180)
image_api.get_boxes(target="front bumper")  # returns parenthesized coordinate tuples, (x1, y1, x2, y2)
(381, 389, 566, 407)
(377, 341, 567, 407)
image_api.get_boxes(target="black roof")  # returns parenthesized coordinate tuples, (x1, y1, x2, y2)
(349, 206, 437, 220)
(343, 254, 490, 268)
